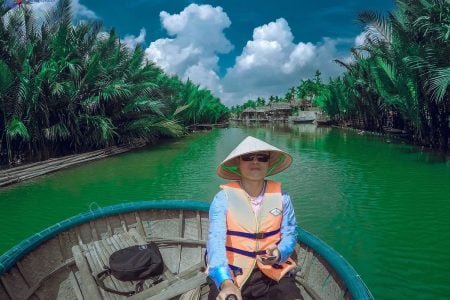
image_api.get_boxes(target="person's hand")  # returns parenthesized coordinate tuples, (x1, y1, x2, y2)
(217, 279, 242, 300)
(257, 244, 280, 265)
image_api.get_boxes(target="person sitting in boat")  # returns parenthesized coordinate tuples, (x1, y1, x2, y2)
(207, 136, 303, 300)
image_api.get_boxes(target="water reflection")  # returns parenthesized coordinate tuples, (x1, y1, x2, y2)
(1, 125, 450, 299)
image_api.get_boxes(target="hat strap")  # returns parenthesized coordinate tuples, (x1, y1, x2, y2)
(221, 165, 241, 177)
(265, 154, 285, 176)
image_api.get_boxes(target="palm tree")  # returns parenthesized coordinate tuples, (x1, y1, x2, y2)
(0, 0, 229, 166)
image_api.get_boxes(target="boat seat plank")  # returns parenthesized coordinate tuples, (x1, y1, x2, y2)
(70, 229, 190, 299)
(57, 271, 81, 300)
(82, 242, 118, 300)
(72, 230, 157, 299)
(57, 271, 85, 300)
(90, 241, 125, 299)
(69, 271, 84, 300)
(72, 245, 102, 300)
(146, 272, 207, 300)
(98, 239, 133, 294)
(148, 236, 206, 246)
(128, 262, 205, 300)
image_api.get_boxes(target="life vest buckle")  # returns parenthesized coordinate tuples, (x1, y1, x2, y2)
(229, 264, 243, 276)
(255, 232, 265, 239)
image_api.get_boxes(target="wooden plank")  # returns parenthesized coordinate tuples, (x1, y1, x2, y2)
(56, 273, 77, 300)
(74, 272, 86, 299)
(148, 237, 206, 246)
(98, 239, 131, 293)
(145, 272, 207, 300)
(128, 228, 145, 244)
(118, 230, 138, 247)
(177, 210, 184, 273)
(295, 277, 321, 300)
(105, 217, 113, 237)
(178, 212, 203, 273)
(89, 221, 100, 241)
(79, 244, 110, 300)
(23, 258, 75, 299)
(16, 261, 32, 290)
(83, 242, 114, 300)
(0, 267, 30, 300)
(128, 262, 204, 300)
(71, 246, 102, 300)
(118, 214, 128, 233)
(92, 241, 124, 299)
(196, 211, 203, 260)
(68, 271, 84, 300)
(134, 212, 146, 238)
(299, 249, 314, 280)
(76, 231, 84, 246)
(0, 280, 11, 300)
(108, 234, 123, 252)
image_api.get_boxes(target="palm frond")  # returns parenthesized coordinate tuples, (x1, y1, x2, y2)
(0, 60, 14, 96)
(43, 123, 70, 141)
(6, 117, 30, 140)
(80, 114, 116, 141)
(358, 11, 392, 43)
(122, 97, 163, 115)
(428, 67, 450, 103)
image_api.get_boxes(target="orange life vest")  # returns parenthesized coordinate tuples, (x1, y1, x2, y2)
(221, 180, 296, 288)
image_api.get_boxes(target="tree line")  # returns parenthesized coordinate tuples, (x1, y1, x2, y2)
(0, 0, 229, 166)
(237, 0, 449, 152)
(229, 70, 325, 116)
(320, 0, 449, 152)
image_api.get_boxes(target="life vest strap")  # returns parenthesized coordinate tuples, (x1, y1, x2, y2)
(228, 264, 243, 276)
(226, 246, 267, 258)
(226, 228, 280, 239)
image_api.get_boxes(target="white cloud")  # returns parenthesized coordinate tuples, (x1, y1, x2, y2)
(144, 5, 366, 106)
(30, 0, 98, 20)
(3, 0, 97, 25)
(71, 0, 97, 19)
(122, 28, 146, 49)
(221, 18, 345, 105)
(184, 63, 223, 95)
(144, 4, 233, 97)
(355, 31, 368, 47)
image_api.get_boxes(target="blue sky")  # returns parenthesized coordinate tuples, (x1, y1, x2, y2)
(12, 0, 396, 105)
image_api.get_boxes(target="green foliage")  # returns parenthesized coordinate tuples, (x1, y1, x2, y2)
(6, 117, 30, 140)
(0, 0, 228, 165)
(320, 0, 449, 151)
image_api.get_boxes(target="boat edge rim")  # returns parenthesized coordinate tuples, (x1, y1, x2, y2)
(0, 200, 373, 299)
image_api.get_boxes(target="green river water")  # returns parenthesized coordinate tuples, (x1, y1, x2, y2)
(1, 124, 449, 299)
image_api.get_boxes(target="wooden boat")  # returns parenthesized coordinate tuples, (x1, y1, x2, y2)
(314, 118, 333, 126)
(382, 127, 407, 135)
(0, 200, 373, 299)
(291, 116, 315, 124)
(212, 123, 229, 129)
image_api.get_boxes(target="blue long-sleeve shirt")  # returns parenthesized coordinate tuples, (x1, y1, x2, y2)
(206, 190, 298, 289)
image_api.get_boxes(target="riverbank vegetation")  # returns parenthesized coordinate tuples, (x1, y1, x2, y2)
(0, 0, 229, 166)
(234, 0, 449, 153)
(321, 0, 449, 152)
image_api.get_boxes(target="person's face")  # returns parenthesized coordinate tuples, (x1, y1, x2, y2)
(238, 152, 270, 181)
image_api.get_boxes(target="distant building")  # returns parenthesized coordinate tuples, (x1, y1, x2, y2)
(268, 102, 292, 121)
(240, 107, 268, 121)
(236, 100, 318, 122)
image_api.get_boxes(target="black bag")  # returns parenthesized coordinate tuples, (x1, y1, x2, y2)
(96, 243, 164, 296)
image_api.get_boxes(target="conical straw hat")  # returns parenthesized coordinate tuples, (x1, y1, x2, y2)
(217, 136, 293, 180)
